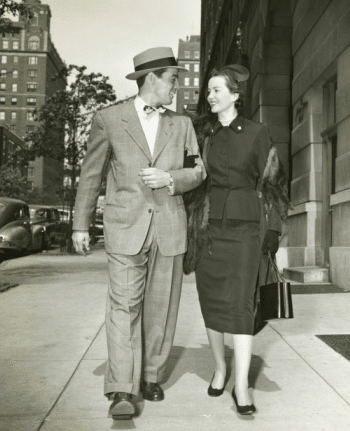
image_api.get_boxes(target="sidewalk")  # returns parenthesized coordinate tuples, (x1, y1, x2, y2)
(0, 243, 350, 431)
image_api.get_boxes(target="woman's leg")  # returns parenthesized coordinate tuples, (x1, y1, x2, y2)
(206, 328, 227, 388)
(232, 334, 253, 405)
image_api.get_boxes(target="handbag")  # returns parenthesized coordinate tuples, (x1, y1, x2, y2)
(258, 253, 294, 321)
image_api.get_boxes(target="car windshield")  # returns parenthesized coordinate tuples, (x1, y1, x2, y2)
(30, 208, 46, 218)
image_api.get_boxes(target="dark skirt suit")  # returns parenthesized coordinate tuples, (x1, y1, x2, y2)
(195, 115, 282, 335)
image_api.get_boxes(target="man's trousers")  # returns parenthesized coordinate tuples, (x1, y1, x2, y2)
(104, 219, 184, 397)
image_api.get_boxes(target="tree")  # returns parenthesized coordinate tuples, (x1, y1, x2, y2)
(0, 163, 27, 199)
(23, 65, 116, 252)
(0, 0, 33, 33)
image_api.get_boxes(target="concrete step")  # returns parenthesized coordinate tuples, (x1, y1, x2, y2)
(283, 266, 329, 283)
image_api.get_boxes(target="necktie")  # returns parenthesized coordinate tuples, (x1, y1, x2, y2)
(143, 105, 166, 115)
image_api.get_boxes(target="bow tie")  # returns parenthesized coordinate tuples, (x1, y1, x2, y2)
(143, 105, 166, 115)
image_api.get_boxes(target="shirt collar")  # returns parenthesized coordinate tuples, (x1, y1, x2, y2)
(212, 114, 244, 134)
(134, 95, 166, 115)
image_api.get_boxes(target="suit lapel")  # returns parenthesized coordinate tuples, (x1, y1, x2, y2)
(122, 99, 152, 161)
(152, 112, 173, 162)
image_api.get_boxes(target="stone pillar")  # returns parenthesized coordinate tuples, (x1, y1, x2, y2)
(329, 45, 350, 289)
(286, 86, 324, 267)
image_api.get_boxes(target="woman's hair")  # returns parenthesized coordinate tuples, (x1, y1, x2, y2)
(209, 68, 246, 106)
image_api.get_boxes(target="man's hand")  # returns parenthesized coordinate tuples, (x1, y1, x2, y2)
(139, 168, 172, 189)
(72, 230, 90, 256)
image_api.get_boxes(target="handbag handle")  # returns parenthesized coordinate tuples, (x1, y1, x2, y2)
(265, 252, 285, 284)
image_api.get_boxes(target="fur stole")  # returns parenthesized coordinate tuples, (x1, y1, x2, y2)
(183, 115, 292, 275)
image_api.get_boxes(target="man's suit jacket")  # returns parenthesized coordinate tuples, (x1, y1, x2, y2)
(73, 98, 204, 256)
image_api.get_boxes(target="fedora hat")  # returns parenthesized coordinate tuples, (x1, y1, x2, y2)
(126, 47, 188, 80)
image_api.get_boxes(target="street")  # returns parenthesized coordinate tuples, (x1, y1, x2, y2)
(0, 243, 350, 430)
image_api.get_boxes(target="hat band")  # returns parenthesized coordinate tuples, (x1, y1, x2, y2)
(135, 56, 177, 72)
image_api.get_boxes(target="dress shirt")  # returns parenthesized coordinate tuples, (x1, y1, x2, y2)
(135, 95, 161, 157)
(134, 95, 174, 194)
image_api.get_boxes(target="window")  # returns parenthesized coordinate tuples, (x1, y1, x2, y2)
(27, 167, 35, 177)
(12, 83, 17, 92)
(185, 51, 190, 58)
(27, 181, 34, 190)
(27, 111, 34, 121)
(194, 51, 200, 59)
(27, 70, 38, 78)
(2, 40, 9, 49)
(184, 77, 189, 86)
(1, 56, 7, 64)
(12, 70, 18, 78)
(184, 91, 189, 99)
(27, 83, 37, 92)
(31, 12, 38, 26)
(184, 64, 190, 71)
(11, 97, 17, 105)
(12, 41, 19, 50)
(0, 97, 5, 105)
(0, 111, 5, 120)
(27, 97, 36, 106)
(194, 64, 199, 72)
(10, 124, 16, 132)
(28, 36, 40, 50)
(194, 77, 199, 86)
(13, 56, 18, 63)
(0, 69, 6, 77)
(28, 56, 38, 65)
(0, 83, 6, 91)
(11, 111, 17, 120)
(26, 126, 35, 134)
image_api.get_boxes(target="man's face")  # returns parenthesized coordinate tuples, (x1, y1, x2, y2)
(152, 68, 179, 105)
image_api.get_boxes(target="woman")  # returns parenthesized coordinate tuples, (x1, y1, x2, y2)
(183, 65, 291, 415)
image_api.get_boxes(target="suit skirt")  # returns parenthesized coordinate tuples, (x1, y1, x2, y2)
(195, 218, 261, 335)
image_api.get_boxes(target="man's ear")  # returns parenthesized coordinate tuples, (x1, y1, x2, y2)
(148, 72, 156, 84)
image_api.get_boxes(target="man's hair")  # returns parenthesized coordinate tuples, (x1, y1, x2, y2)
(136, 68, 167, 89)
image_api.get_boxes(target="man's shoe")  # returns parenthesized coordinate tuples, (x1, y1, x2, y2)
(109, 392, 135, 420)
(142, 382, 164, 401)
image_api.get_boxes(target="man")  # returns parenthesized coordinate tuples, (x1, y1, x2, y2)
(72, 47, 204, 420)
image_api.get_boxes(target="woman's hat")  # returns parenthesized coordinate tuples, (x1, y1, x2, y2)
(126, 47, 188, 80)
(220, 64, 249, 82)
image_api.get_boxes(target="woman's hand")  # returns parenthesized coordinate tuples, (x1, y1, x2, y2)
(262, 230, 279, 256)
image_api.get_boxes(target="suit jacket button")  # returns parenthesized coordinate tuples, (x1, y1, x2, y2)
(148, 209, 152, 213)
(148, 162, 152, 167)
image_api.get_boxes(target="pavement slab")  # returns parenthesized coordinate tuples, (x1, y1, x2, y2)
(1, 244, 350, 430)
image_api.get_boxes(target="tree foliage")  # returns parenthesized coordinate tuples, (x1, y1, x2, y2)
(0, 163, 27, 199)
(0, 0, 34, 33)
(21, 64, 116, 251)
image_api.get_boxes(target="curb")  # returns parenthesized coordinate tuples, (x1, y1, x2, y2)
(0, 282, 19, 293)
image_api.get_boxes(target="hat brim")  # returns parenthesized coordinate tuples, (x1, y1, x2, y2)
(126, 65, 188, 80)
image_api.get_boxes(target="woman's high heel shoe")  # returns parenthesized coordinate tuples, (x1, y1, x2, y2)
(207, 372, 228, 397)
(232, 387, 256, 415)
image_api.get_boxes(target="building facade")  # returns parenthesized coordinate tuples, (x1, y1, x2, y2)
(0, 0, 65, 194)
(176, 35, 201, 114)
(199, 0, 350, 290)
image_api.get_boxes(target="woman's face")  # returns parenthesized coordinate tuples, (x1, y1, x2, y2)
(207, 76, 238, 114)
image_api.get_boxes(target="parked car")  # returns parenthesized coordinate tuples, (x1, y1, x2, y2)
(0, 197, 49, 253)
(29, 205, 67, 247)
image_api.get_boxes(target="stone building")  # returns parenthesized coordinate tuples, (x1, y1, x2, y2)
(198, 0, 350, 290)
(0, 0, 66, 195)
(176, 35, 201, 114)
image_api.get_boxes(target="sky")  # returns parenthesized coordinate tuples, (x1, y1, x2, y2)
(36, 0, 202, 102)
